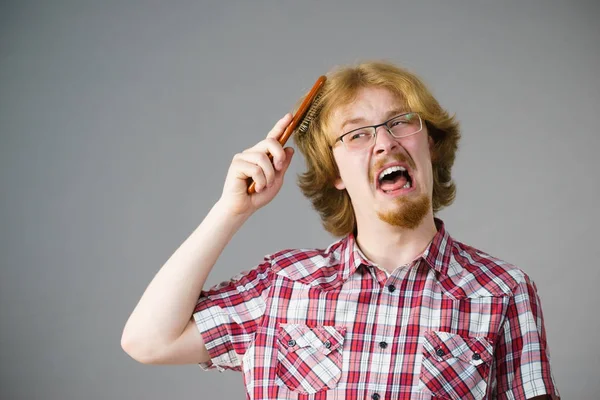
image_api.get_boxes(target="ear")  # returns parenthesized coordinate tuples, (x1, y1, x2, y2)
(334, 176, 346, 190)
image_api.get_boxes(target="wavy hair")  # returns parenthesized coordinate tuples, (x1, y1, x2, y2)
(292, 61, 461, 237)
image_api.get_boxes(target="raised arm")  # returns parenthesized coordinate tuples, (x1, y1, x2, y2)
(120, 114, 295, 364)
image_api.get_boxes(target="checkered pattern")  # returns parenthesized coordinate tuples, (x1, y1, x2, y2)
(193, 218, 560, 399)
(275, 324, 346, 393)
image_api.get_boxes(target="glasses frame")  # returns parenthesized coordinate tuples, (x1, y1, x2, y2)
(332, 112, 423, 151)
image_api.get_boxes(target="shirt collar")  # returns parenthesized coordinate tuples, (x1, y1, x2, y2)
(421, 218, 453, 277)
(337, 217, 454, 280)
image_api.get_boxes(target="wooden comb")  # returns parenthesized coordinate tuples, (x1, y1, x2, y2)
(247, 75, 326, 194)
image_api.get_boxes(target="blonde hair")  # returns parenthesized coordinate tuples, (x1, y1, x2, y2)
(292, 61, 461, 237)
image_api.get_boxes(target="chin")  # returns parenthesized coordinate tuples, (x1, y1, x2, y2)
(377, 194, 431, 230)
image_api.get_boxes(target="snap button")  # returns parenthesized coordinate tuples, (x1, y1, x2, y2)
(371, 393, 380, 400)
(472, 353, 481, 360)
(324, 340, 331, 349)
(288, 339, 296, 347)
(436, 348, 445, 357)
(387, 284, 396, 293)
(379, 341, 388, 349)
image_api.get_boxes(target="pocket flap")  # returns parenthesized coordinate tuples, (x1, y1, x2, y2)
(278, 324, 346, 355)
(424, 331, 493, 366)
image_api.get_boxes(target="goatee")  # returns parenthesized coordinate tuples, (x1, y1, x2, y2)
(377, 193, 430, 230)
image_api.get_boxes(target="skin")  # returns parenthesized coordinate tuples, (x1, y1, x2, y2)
(329, 86, 438, 273)
(330, 87, 551, 400)
(329, 88, 557, 400)
(123, 96, 558, 399)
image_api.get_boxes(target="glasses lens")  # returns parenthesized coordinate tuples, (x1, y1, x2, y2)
(388, 113, 422, 137)
(344, 128, 375, 150)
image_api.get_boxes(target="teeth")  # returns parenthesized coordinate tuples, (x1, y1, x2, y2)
(378, 165, 407, 181)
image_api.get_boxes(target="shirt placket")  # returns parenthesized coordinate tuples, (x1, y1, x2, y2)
(367, 267, 404, 400)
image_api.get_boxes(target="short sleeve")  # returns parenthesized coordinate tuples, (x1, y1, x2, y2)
(495, 276, 560, 399)
(192, 259, 273, 372)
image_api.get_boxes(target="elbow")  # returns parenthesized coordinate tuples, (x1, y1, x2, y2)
(121, 333, 157, 364)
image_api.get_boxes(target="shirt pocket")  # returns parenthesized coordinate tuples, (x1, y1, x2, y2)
(419, 330, 493, 400)
(275, 323, 346, 394)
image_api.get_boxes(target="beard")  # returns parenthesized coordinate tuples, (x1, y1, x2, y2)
(377, 192, 430, 230)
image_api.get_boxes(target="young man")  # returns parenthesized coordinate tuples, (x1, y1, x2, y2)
(122, 61, 560, 399)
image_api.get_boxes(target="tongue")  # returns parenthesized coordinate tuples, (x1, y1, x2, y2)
(380, 176, 407, 192)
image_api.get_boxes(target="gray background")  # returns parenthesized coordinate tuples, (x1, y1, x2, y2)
(1, 1, 599, 399)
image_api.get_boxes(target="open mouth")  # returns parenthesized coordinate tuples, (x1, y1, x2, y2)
(377, 165, 413, 194)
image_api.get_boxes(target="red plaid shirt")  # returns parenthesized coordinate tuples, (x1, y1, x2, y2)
(193, 218, 559, 399)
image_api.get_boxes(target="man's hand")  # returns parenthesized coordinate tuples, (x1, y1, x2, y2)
(218, 113, 295, 217)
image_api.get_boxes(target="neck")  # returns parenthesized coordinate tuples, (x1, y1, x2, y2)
(354, 211, 438, 273)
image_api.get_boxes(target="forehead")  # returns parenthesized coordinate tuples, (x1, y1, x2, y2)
(328, 86, 406, 132)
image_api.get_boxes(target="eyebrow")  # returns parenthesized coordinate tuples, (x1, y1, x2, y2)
(340, 108, 407, 132)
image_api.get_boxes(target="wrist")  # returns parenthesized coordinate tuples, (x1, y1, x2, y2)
(213, 198, 252, 224)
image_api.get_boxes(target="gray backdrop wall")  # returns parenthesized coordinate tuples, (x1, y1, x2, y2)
(2, 1, 599, 399)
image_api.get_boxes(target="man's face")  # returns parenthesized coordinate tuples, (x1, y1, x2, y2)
(329, 86, 434, 230)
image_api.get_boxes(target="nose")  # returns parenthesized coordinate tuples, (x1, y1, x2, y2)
(373, 126, 399, 154)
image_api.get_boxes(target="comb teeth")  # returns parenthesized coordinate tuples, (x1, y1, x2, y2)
(297, 92, 324, 134)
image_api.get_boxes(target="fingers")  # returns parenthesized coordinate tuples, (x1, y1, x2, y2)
(247, 113, 294, 167)
(233, 151, 276, 191)
(266, 113, 293, 140)
(233, 146, 294, 192)
(229, 114, 296, 194)
(246, 137, 287, 170)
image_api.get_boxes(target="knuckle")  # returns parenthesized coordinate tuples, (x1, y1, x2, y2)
(268, 138, 283, 148)
(258, 152, 270, 162)
(251, 164, 262, 175)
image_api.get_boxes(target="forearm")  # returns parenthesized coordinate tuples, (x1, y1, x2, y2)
(121, 200, 249, 359)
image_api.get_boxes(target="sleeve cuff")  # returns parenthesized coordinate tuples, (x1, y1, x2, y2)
(497, 377, 560, 400)
(192, 297, 242, 372)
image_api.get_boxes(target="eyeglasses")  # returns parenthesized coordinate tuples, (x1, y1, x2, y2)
(333, 112, 423, 151)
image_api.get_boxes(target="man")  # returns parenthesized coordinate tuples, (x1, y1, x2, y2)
(122, 61, 560, 399)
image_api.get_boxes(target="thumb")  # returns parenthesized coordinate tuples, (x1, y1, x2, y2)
(281, 147, 295, 172)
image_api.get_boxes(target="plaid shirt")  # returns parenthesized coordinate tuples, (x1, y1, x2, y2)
(193, 218, 559, 400)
